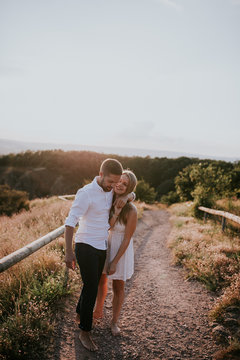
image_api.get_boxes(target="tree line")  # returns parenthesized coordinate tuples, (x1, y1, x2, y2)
(0, 150, 239, 216)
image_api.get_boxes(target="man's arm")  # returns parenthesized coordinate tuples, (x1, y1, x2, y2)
(65, 226, 76, 270)
(114, 192, 135, 209)
(64, 189, 90, 270)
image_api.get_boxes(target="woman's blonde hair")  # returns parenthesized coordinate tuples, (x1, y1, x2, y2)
(111, 169, 137, 225)
(122, 170, 137, 195)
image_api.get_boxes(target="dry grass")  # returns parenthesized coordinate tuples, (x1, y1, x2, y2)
(134, 200, 159, 219)
(167, 201, 240, 358)
(168, 202, 240, 291)
(210, 274, 240, 319)
(0, 197, 72, 258)
(0, 197, 77, 360)
(216, 198, 240, 217)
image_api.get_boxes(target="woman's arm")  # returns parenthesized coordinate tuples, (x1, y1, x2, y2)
(108, 207, 137, 275)
(109, 205, 122, 228)
(109, 192, 136, 228)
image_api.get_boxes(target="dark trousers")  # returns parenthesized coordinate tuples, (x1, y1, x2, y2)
(75, 243, 106, 331)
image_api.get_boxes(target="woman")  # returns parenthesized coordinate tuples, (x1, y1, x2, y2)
(93, 170, 138, 336)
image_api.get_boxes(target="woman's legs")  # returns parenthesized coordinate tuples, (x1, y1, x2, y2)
(93, 274, 108, 319)
(111, 279, 125, 335)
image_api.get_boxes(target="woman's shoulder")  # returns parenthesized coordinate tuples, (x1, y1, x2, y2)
(127, 203, 138, 215)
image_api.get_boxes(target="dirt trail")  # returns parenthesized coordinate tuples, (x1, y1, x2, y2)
(47, 209, 219, 360)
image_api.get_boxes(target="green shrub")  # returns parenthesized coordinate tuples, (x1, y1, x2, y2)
(176, 162, 233, 203)
(192, 185, 215, 218)
(0, 185, 29, 216)
(0, 267, 72, 360)
(161, 191, 180, 205)
(135, 180, 156, 204)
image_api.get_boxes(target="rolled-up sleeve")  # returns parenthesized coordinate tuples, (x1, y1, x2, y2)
(65, 189, 90, 228)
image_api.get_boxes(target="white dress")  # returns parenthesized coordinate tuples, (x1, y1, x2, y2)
(104, 221, 134, 281)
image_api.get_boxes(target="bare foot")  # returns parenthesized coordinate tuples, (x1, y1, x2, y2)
(75, 313, 80, 325)
(93, 310, 103, 320)
(79, 330, 98, 352)
(111, 323, 121, 336)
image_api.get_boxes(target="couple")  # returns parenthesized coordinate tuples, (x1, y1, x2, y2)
(64, 158, 138, 351)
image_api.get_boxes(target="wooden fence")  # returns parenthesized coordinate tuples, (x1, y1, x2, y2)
(2, 201, 238, 273)
(0, 225, 65, 273)
(0, 195, 75, 273)
(58, 195, 75, 201)
(198, 206, 240, 232)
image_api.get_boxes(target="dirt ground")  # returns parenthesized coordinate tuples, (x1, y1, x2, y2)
(47, 209, 220, 360)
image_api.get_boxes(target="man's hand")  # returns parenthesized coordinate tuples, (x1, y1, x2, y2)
(107, 261, 117, 275)
(65, 250, 76, 270)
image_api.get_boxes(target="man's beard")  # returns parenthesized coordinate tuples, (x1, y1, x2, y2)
(100, 177, 112, 192)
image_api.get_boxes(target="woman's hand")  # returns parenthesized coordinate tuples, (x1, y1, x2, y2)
(108, 261, 117, 275)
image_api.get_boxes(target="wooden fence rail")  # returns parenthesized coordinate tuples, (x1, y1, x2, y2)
(0, 225, 65, 273)
(198, 206, 240, 231)
(58, 195, 75, 201)
(0, 195, 75, 273)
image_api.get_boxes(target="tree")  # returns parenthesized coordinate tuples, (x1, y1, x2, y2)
(135, 180, 156, 204)
(0, 185, 29, 216)
(176, 162, 233, 218)
(175, 165, 196, 201)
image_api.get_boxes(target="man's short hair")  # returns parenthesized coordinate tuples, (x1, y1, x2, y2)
(100, 158, 123, 176)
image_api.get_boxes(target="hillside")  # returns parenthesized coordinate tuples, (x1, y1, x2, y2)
(0, 150, 200, 199)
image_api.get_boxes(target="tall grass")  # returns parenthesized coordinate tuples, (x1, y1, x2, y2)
(168, 202, 240, 291)
(215, 198, 240, 217)
(0, 197, 71, 257)
(167, 201, 240, 358)
(0, 197, 78, 360)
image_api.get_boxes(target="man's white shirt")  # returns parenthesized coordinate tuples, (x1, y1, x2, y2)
(65, 177, 113, 250)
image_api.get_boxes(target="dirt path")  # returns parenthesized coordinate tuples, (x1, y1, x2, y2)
(47, 209, 219, 360)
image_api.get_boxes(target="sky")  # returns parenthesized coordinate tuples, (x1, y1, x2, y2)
(0, 0, 240, 158)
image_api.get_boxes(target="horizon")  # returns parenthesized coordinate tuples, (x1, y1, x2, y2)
(0, 137, 239, 162)
(1, 0, 240, 158)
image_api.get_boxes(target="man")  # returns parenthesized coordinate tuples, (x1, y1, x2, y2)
(65, 158, 133, 351)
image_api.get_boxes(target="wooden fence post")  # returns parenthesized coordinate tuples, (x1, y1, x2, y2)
(204, 212, 207, 223)
(198, 206, 240, 232)
(221, 217, 226, 232)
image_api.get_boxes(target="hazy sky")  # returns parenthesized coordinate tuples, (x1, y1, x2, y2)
(1, 0, 240, 158)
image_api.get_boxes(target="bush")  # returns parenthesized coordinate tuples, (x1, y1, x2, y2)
(192, 185, 215, 218)
(0, 185, 29, 216)
(175, 163, 234, 219)
(176, 162, 233, 203)
(161, 191, 180, 205)
(135, 180, 156, 204)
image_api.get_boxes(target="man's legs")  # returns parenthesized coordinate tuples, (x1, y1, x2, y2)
(75, 243, 106, 350)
